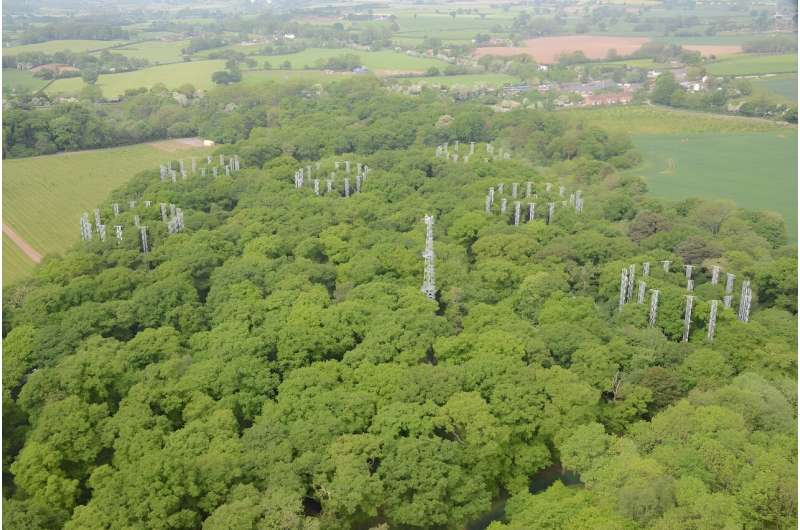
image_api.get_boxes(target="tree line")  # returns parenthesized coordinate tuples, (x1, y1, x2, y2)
(18, 22, 130, 44)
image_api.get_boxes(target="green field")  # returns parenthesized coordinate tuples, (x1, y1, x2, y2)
(654, 34, 778, 46)
(706, 53, 798, 76)
(562, 104, 789, 134)
(174, 17, 218, 26)
(592, 58, 672, 69)
(2, 68, 49, 92)
(46, 60, 225, 96)
(750, 73, 798, 103)
(3, 234, 35, 285)
(626, 131, 798, 240)
(249, 48, 450, 72)
(406, 73, 519, 86)
(390, 12, 513, 40)
(3, 39, 129, 56)
(2, 141, 212, 282)
(242, 69, 354, 84)
(108, 39, 189, 64)
(392, 36, 474, 46)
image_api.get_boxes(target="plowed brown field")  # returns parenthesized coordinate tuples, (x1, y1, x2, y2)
(474, 35, 650, 64)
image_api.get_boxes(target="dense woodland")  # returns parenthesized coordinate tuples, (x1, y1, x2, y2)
(3, 78, 798, 529)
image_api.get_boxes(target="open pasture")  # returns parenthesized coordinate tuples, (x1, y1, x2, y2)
(706, 53, 798, 76)
(2, 140, 212, 281)
(626, 130, 798, 240)
(750, 73, 798, 103)
(45, 60, 225, 96)
(406, 73, 518, 86)
(474, 35, 649, 64)
(251, 48, 450, 73)
(592, 58, 672, 69)
(390, 12, 513, 41)
(682, 44, 742, 56)
(562, 104, 791, 134)
(3, 234, 35, 285)
(108, 39, 189, 64)
(2, 68, 49, 92)
(3, 39, 129, 56)
(242, 69, 354, 84)
(393, 36, 474, 46)
(655, 33, 796, 47)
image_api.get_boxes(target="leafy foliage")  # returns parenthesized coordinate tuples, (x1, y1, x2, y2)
(3, 78, 796, 530)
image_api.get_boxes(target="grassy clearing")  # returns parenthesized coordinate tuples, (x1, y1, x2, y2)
(2, 68, 49, 92)
(3, 234, 36, 285)
(404, 73, 519, 86)
(3, 39, 129, 56)
(2, 141, 212, 280)
(562, 105, 790, 134)
(391, 13, 513, 37)
(396, 29, 496, 41)
(46, 60, 225, 96)
(174, 17, 218, 26)
(250, 48, 449, 72)
(706, 53, 798, 76)
(592, 58, 672, 69)
(108, 39, 190, 64)
(654, 34, 779, 46)
(392, 36, 474, 46)
(625, 130, 797, 240)
(750, 73, 797, 103)
(242, 69, 354, 84)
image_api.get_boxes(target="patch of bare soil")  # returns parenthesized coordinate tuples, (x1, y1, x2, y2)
(149, 137, 206, 152)
(682, 44, 743, 56)
(474, 35, 650, 64)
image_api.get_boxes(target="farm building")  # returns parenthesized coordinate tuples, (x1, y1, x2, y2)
(30, 63, 79, 76)
(582, 93, 632, 106)
(583, 92, 633, 107)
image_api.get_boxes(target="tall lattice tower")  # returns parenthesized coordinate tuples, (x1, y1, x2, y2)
(682, 295, 694, 342)
(421, 215, 436, 300)
(738, 280, 752, 322)
(707, 299, 719, 341)
(648, 289, 660, 327)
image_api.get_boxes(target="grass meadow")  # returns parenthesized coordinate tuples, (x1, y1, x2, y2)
(406, 73, 518, 86)
(706, 53, 798, 76)
(750, 73, 798, 103)
(46, 60, 225, 96)
(592, 58, 672, 69)
(242, 69, 354, 84)
(626, 131, 798, 240)
(2, 141, 211, 282)
(562, 105, 789, 134)
(108, 39, 190, 64)
(3, 39, 128, 55)
(246, 48, 451, 73)
(3, 234, 35, 285)
(2, 68, 49, 92)
(566, 105, 796, 239)
(655, 34, 780, 46)
(43, 48, 455, 96)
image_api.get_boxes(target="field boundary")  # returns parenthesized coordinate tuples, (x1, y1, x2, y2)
(3, 223, 42, 263)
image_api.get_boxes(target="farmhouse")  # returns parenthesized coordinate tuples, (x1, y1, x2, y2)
(503, 84, 532, 95)
(680, 81, 703, 92)
(582, 93, 632, 106)
(30, 63, 79, 76)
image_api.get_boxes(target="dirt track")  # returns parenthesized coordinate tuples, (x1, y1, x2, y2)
(3, 223, 42, 263)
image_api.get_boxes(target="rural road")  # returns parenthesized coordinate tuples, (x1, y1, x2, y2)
(3, 223, 42, 263)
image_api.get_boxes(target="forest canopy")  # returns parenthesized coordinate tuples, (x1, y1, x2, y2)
(3, 78, 797, 530)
